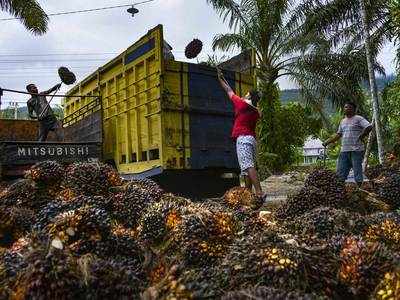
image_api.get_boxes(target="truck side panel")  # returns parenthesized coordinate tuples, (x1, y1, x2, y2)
(64, 25, 164, 175)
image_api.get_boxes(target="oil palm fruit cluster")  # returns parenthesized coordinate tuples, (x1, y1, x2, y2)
(222, 286, 325, 300)
(1, 160, 400, 298)
(363, 213, 400, 251)
(223, 186, 262, 210)
(45, 206, 111, 249)
(63, 162, 121, 196)
(0, 179, 38, 209)
(149, 263, 230, 299)
(374, 270, 400, 300)
(374, 169, 400, 209)
(184, 38, 203, 59)
(83, 256, 143, 299)
(25, 160, 64, 185)
(284, 207, 357, 239)
(12, 247, 83, 299)
(338, 236, 395, 297)
(128, 178, 164, 201)
(173, 209, 236, 266)
(276, 168, 346, 219)
(137, 199, 185, 246)
(365, 164, 388, 180)
(111, 184, 157, 228)
(58, 66, 76, 85)
(33, 198, 90, 231)
(0, 206, 35, 246)
(221, 231, 302, 290)
(0, 251, 25, 299)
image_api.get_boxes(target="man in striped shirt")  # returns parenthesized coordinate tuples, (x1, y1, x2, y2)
(323, 102, 372, 187)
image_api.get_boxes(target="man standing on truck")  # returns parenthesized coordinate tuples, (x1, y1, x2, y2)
(323, 102, 373, 187)
(217, 68, 266, 201)
(27, 83, 63, 142)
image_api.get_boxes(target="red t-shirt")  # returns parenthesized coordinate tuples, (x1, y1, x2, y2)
(230, 93, 260, 139)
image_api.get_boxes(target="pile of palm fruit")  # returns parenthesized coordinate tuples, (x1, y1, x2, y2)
(1, 160, 399, 300)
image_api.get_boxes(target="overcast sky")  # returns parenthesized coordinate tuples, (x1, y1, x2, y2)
(0, 0, 396, 108)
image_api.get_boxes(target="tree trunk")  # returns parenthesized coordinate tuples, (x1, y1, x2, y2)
(359, 0, 385, 164)
(314, 101, 333, 132)
(363, 118, 375, 171)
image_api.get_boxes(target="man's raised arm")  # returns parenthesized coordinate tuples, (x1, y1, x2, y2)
(40, 83, 62, 95)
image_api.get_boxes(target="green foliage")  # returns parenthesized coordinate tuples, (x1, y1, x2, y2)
(381, 75, 400, 157)
(0, 0, 48, 35)
(257, 83, 322, 174)
(207, 0, 376, 172)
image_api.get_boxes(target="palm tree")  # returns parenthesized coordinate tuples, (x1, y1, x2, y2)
(207, 1, 381, 125)
(293, 0, 396, 163)
(1, 0, 48, 35)
(207, 0, 378, 107)
(207, 0, 379, 171)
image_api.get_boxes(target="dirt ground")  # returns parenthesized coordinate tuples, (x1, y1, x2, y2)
(260, 172, 307, 208)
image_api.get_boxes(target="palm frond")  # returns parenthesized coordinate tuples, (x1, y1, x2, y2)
(212, 32, 250, 52)
(0, 0, 48, 35)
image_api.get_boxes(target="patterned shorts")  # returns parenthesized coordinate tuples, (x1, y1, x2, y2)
(236, 135, 257, 176)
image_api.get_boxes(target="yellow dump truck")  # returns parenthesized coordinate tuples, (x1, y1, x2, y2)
(63, 25, 255, 198)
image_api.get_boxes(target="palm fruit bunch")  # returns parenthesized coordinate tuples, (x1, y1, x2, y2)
(298, 243, 343, 297)
(223, 186, 262, 210)
(128, 178, 164, 201)
(82, 256, 143, 299)
(374, 169, 400, 209)
(111, 184, 157, 228)
(69, 234, 142, 261)
(0, 179, 39, 209)
(304, 168, 345, 190)
(338, 236, 395, 297)
(275, 186, 325, 219)
(362, 212, 400, 251)
(62, 162, 121, 197)
(184, 38, 203, 59)
(45, 206, 111, 250)
(173, 209, 233, 266)
(12, 247, 83, 299)
(0, 249, 28, 294)
(240, 210, 280, 235)
(0, 206, 35, 247)
(137, 198, 186, 246)
(222, 286, 325, 300)
(159, 264, 230, 299)
(58, 66, 76, 85)
(276, 168, 346, 219)
(25, 160, 64, 186)
(283, 207, 358, 239)
(57, 188, 77, 202)
(221, 231, 303, 290)
(365, 164, 389, 180)
(33, 198, 87, 231)
(374, 270, 400, 300)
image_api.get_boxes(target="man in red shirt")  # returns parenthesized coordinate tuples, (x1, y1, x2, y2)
(217, 69, 266, 200)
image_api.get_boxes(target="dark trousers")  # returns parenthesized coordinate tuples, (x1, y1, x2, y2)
(337, 151, 364, 183)
(38, 116, 63, 142)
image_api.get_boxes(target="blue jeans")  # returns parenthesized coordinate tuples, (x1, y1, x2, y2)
(337, 151, 364, 183)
